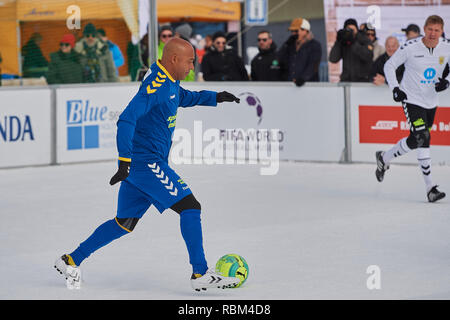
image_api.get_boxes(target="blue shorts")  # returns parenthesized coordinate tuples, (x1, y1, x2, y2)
(117, 161, 192, 218)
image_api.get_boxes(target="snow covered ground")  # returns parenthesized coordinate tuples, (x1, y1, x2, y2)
(1, 160, 449, 300)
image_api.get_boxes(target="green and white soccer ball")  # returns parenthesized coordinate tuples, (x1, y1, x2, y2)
(215, 254, 249, 288)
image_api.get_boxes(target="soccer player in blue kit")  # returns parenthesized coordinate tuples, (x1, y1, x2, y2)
(55, 38, 241, 291)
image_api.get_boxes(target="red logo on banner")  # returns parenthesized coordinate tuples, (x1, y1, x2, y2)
(359, 105, 450, 145)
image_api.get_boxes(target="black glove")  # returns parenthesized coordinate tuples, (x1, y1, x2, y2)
(294, 77, 305, 87)
(216, 91, 240, 103)
(393, 87, 407, 102)
(109, 160, 130, 185)
(435, 77, 449, 92)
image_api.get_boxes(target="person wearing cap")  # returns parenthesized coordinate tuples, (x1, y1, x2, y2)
(201, 31, 249, 81)
(97, 28, 124, 76)
(329, 18, 374, 82)
(47, 34, 83, 85)
(277, 17, 322, 85)
(402, 24, 421, 40)
(74, 23, 118, 83)
(361, 23, 385, 61)
(174, 23, 196, 81)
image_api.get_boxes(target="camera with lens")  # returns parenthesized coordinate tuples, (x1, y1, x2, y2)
(337, 28, 355, 46)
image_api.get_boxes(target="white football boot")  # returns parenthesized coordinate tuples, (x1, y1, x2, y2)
(54, 254, 81, 289)
(191, 269, 240, 291)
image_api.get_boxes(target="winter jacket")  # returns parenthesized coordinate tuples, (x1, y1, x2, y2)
(22, 39, 48, 78)
(74, 38, 118, 83)
(201, 46, 249, 81)
(370, 52, 404, 84)
(106, 40, 124, 73)
(47, 50, 83, 84)
(278, 36, 322, 82)
(250, 42, 281, 81)
(329, 31, 374, 82)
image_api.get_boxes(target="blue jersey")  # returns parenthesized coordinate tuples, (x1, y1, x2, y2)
(116, 60, 217, 163)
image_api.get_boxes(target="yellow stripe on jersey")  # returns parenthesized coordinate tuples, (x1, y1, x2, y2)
(147, 85, 157, 94)
(156, 60, 175, 82)
(152, 81, 162, 88)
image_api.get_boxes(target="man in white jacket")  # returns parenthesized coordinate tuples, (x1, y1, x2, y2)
(376, 15, 448, 203)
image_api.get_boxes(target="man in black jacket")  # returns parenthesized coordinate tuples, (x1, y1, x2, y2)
(277, 18, 322, 86)
(201, 31, 249, 81)
(329, 18, 374, 82)
(250, 31, 281, 81)
(370, 36, 404, 86)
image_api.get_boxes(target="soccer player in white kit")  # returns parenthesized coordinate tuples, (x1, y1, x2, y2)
(377, 15, 448, 202)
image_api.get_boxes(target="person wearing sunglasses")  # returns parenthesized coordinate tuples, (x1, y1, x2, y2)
(201, 31, 249, 81)
(158, 25, 174, 62)
(361, 23, 385, 61)
(250, 30, 281, 81)
(277, 18, 322, 86)
(74, 23, 118, 83)
(47, 34, 83, 84)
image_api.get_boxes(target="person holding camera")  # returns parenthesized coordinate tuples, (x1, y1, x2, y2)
(329, 18, 374, 82)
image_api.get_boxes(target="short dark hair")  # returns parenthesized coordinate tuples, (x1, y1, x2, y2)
(425, 15, 444, 27)
(258, 30, 272, 38)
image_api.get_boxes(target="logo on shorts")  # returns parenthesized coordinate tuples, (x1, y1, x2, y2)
(148, 163, 178, 196)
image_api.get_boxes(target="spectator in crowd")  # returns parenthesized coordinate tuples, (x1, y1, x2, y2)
(96, 28, 125, 76)
(47, 34, 83, 85)
(158, 25, 174, 61)
(201, 31, 249, 81)
(204, 34, 213, 51)
(370, 36, 404, 86)
(174, 23, 196, 81)
(126, 39, 144, 81)
(402, 23, 421, 40)
(250, 30, 281, 81)
(361, 23, 385, 61)
(74, 23, 118, 83)
(22, 33, 48, 78)
(278, 17, 322, 86)
(329, 18, 374, 82)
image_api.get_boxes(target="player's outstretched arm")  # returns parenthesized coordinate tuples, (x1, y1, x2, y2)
(216, 91, 240, 103)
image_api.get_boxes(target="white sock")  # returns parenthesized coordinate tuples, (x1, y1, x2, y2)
(383, 137, 411, 164)
(417, 147, 434, 192)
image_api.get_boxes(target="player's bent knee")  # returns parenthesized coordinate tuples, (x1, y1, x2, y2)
(170, 194, 201, 214)
(407, 130, 430, 149)
(115, 217, 140, 232)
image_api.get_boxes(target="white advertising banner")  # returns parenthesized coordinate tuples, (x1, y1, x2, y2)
(350, 84, 450, 165)
(56, 84, 138, 163)
(176, 82, 346, 163)
(0, 88, 52, 168)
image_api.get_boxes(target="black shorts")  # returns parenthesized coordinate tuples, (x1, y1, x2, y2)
(402, 103, 437, 133)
